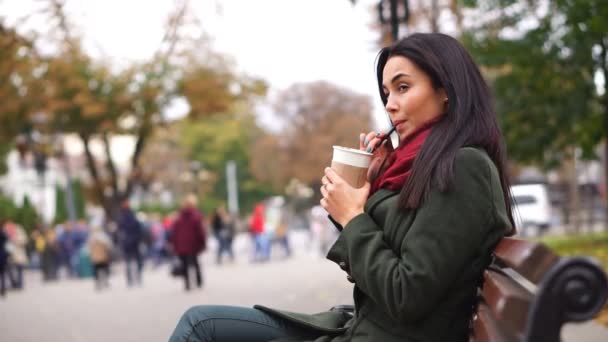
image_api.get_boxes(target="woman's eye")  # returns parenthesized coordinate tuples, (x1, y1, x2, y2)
(398, 84, 409, 92)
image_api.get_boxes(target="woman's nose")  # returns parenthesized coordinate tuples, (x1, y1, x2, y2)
(385, 98, 398, 114)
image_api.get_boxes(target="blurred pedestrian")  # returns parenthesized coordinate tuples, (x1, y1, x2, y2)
(248, 203, 267, 262)
(212, 207, 234, 265)
(149, 213, 168, 267)
(87, 225, 113, 291)
(5, 221, 28, 289)
(265, 198, 290, 259)
(170, 194, 207, 291)
(40, 227, 60, 282)
(57, 222, 80, 278)
(0, 220, 9, 297)
(118, 200, 144, 287)
(309, 205, 338, 257)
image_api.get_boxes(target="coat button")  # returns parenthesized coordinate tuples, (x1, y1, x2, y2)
(339, 261, 347, 270)
(346, 275, 355, 283)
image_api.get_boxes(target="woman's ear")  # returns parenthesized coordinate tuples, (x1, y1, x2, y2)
(437, 88, 448, 111)
(437, 88, 448, 103)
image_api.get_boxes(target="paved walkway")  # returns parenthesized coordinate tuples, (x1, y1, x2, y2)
(0, 231, 606, 341)
(0, 233, 351, 342)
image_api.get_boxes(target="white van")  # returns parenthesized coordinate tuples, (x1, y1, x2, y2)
(510, 183, 552, 235)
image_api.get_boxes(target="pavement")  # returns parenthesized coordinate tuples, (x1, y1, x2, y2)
(0, 230, 606, 342)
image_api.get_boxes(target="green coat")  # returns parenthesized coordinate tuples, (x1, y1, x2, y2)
(255, 147, 511, 342)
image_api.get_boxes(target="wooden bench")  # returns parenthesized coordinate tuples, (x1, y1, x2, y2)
(471, 237, 608, 341)
(330, 237, 608, 341)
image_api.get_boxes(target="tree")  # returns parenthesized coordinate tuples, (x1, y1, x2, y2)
(54, 185, 68, 224)
(0, 193, 19, 223)
(266, 81, 374, 190)
(2, 0, 266, 222)
(460, 0, 607, 225)
(32, 0, 190, 221)
(18, 196, 39, 235)
(461, 0, 606, 162)
(351, 0, 464, 44)
(0, 22, 45, 173)
(177, 112, 275, 214)
(54, 179, 85, 223)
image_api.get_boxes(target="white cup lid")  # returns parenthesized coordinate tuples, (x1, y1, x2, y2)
(332, 146, 372, 168)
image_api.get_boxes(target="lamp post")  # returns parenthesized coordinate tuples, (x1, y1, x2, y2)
(351, 0, 410, 42)
(377, 0, 409, 42)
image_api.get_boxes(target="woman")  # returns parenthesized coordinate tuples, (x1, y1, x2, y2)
(0, 220, 9, 297)
(249, 203, 269, 262)
(169, 33, 514, 342)
(212, 207, 235, 265)
(87, 225, 113, 290)
(170, 194, 207, 291)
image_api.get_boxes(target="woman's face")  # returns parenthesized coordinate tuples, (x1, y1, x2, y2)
(382, 56, 446, 139)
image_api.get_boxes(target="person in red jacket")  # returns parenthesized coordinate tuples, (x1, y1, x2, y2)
(249, 203, 268, 262)
(170, 194, 207, 291)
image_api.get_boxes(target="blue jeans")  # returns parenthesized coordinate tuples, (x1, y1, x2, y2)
(124, 248, 143, 286)
(169, 305, 321, 342)
(252, 234, 270, 262)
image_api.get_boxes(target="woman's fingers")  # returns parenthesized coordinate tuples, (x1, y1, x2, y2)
(324, 167, 344, 185)
(367, 132, 386, 153)
(360, 129, 395, 151)
(320, 198, 328, 210)
(359, 133, 366, 150)
(368, 134, 390, 153)
(320, 182, 328, 197)
(360, 132, 373, 151)
(321, 175, 329, 186)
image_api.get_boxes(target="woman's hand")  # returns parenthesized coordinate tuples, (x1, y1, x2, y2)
(320, 167, 370, 227)
(359, 131, 389, 153)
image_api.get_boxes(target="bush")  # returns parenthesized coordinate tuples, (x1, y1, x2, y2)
(540, 232, 608, 270)
(0, 193, 39, 235)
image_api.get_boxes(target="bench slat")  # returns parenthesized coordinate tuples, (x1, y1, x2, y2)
(471, 303, 518, 342)
(493, 238, 559, 284)
(482, 269, 532, 336)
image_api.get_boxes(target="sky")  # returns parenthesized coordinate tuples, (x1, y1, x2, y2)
(0, 0, 390, 131)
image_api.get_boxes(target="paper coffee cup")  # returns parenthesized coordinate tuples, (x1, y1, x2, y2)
(331, 146, 372, 188)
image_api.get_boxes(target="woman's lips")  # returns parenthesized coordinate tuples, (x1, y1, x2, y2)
(392, 120, 406, 128)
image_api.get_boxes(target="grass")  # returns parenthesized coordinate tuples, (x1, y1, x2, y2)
(539, 231, 608, 269)
(539, 231, 608, 326)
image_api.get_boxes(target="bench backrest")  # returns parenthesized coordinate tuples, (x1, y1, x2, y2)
(472, 237, 608, 342)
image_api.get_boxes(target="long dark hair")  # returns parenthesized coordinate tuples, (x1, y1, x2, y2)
(375, 33, 515, 232)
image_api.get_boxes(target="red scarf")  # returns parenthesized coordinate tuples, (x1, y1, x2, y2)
(369, 119, 438, 195)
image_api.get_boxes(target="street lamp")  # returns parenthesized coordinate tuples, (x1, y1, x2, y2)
(351, 0, 410, 42)
(377, 0, 409, 42)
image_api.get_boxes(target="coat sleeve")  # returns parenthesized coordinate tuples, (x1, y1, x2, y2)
(326, 149, 498, 322)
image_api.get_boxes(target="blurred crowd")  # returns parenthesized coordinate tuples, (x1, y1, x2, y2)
(0, 195, 338, 297)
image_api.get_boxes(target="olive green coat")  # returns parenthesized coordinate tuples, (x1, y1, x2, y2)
(255, 147, 511, 342)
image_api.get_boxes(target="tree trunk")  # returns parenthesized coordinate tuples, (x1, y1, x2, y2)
(102, 132, 119, 196)
(80, 133, 115, 222)
(123, 125, 150, 201)
(430, 0, 439, 33)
